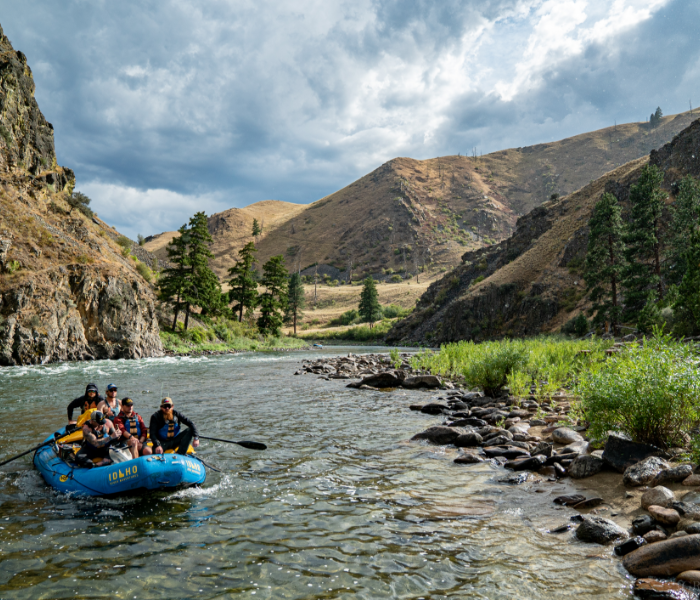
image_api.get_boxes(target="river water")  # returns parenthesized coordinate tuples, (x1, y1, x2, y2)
(0, 348, 633, 599)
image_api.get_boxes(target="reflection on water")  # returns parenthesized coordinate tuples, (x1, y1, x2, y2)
(0, 349, 632, 599)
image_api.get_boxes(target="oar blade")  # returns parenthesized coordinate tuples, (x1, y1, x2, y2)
(236, 440, 267, 451)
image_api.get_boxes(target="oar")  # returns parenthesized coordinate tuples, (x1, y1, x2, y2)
(198, 435, 267, 451)
(192, 456, 223, 472)
(0, 440, 53, 467)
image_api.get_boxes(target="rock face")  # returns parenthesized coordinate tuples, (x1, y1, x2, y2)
(624, 457, 670, 487)
(575, 516, 628, 544)
(623, 535, 700, 576)
(0, 25, 164, 365)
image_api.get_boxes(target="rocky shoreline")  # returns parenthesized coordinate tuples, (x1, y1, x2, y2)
(301, 351, 700, 599)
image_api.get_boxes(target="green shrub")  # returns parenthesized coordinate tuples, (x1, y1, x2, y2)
(381, 304, 410, 319)
(562, 314, 589, 337)
(390, 274, 403, 283)
(459, 340, 528, 396)
(390, 347, 401, 368)
(577, 332, 700, 448)
(116, 235, 131, 250)
(472, 275, 485, 285)
(135, 261, 153, 282)
(328, 309, 359, 326)
(6, 259, 20, 274)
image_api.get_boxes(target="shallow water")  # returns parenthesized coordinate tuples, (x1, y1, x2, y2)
(0, 348, 633, 599)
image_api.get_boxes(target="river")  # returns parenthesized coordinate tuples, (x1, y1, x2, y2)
(0, 348, 632, 599)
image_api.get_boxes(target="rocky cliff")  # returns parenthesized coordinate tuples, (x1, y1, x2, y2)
(0, 24, 163, 365)
(388, 118, 700, 345)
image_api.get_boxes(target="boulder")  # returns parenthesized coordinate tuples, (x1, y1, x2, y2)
(454, 453, 484, 464)
(623, 534, 700, 576)
(402, 375, 442, 389)
(483, 435, 512, 447)
(633, 579, 697, 600)
(575, 516, 628, 544)
(602, 434, 665, 473)
(568, 455, 604, 479)
(641, 487, 675, 510)
(531, 442, 553, 458)
(354, 371, 404, 388)
(624, 457, 671, 487)
(614, 537, 647, 557)
(684, 475, 700, 487)
(451, 417, 488, 428)
(483, 446, 530, 459)
(453, 432, 483, 448)
(552, 427, 584, 444)
(648, 505, 681, 527)
(652, 465, 694, 487)
(419, 403, 449, 415)
(632, 515, 658, 536)
(553, 494, 586, 506)
(504, 455, 547, 471)
(411, 426, 464, 445)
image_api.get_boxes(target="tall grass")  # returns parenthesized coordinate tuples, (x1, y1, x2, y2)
(299, 319, 393, 342)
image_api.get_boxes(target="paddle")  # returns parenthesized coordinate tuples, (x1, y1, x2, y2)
(192, 456, 223, 472)
(0, 440, 53, 467)
(198, 435, 267, 451)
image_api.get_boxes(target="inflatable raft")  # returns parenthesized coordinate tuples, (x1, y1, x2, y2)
(33, 428, 206, 497)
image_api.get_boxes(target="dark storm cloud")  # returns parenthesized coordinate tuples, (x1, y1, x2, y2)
(0, 0, 690, 238)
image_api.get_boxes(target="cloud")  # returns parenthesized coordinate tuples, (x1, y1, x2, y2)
(2, 0, 696, 237)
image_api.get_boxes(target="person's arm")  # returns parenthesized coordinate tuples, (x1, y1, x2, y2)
(83, 425, 112, 448)
(114, 416, 128, 437)
(149, 414, 162, 448)
(67, 398, 83, 421)
(175, 411, 199, 439)
(137, 415, 148, 442)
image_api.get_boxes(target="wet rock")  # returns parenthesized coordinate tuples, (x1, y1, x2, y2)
(644, 530, 669, 543)
(531, 442, 553, 458)
(483, 446, 530, 459)
(633, 578, 697, 600)
(504, 455, 547, 471)
(454, 453, 484, 464)
(507, 409, 530, 419)
(530, 419, 547, 426)
(351, 371, 404, 388)
(682, 491, 700, 505)
(452, 417, 488, 428)
(483, 435, 512, 447)
(678, 571, 700, 585)
(686, 524, 700, 535)
(624, 457, 671, 487)
(419, 403, 450, 415)
(402, 375, 442, 389)
(449, 401, 468, 410)
(498, 472, 530, 485)
(568, 455, 604, 479)
(671, 503, 700, 519)
(553, 462, 568, 478)
(552, 427, 584, 444)
(409, 404, 424, 411)
(575, 515, 628, 544)
(483, 429, 513, 441)
(548, 524, 573, 534)
(614, 536, 647, 556)
(453, 432, 483, 448)
(623, 534, 700, 576)
(602, 434, 665, 473)
(672, 531, 690, 539)
(411, 426, 464, 445)
(572, 497, 604, 510)
(652, 465, 694, 487)
(648, 506, 681, 527)
(553, 494, 586, 506)
(642, 487, 676, 510)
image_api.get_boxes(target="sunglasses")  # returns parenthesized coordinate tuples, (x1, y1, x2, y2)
(107, 389, 117, 393)
(160, 404, 172, 408)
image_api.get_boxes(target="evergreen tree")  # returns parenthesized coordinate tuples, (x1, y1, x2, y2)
(257, 255, 288, 336)
(358, 277, 382, 328)
(672, 230, 700, 335)
(637, 291, 661, 334)
(252, 218, 262, 238)
(67, 191, 94, 217)
(157, 224, 191, 330)
(622, 164, 666, 321)
(228, 241, 259, 322)
(284, 272, 305, 334)
(583, 192, 625, 334)
(668, 175, 700, 284)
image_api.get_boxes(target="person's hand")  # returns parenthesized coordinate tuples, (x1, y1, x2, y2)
(155, 446, 163, 454)
(111, 429, 122, 439)
(68, 420, 77, 425)
(193, 439, 200, 448)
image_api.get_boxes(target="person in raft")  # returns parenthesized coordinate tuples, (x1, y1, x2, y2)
(149, 397, 200, 455)
(114, 398, 152, 459)
(66, 383, 104, 424)
(75, 410, 122, 468)
(98, 383, 121, 423)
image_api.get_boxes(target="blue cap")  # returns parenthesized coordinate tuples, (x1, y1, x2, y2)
(106, 383, 118, 391)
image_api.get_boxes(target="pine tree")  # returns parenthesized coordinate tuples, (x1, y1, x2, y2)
(182, 212, 220, 329)
(157, 224, 191, 330)
(622, 164, 666, 321)
(637, 291, 661, 334)
(668, 175, 700, 284)
(672, 230, 700, 335)
(257, 255, 288, 336)
(228, 241, 259, 322)
(252, 218, 262, 239)
(285, 272, 305, 334)
(584, 193, 626, 334)
(358, 277, 382, 328)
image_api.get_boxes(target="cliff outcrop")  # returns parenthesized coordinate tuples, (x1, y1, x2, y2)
(0, 24, 163, 365)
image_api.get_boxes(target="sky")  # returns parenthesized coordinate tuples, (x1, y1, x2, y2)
(1, 0, 699, 239)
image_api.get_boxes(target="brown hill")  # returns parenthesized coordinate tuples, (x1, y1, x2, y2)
(0, 25, 164, 365)
(387, 118, 700, 345)
(149, 110, 699, 282)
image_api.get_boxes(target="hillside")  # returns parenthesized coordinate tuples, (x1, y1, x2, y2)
(148, 110, 699, 282)
(387, 118, 700, 345)
(0, 25, 164, 365)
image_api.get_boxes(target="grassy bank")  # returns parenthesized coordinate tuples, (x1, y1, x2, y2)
(297, 319, 394, 342)
(160, 318, 308, 353)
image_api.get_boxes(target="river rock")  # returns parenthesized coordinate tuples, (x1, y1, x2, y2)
(483, 446, 530, 459)
(454, 453, 484, 464)
(553, 494, 586, 506)
(644, 530, 668, 543)
(624, 457, 670, 487)
(449, 401, 469, 410)
(483, 435, 512, 447)
(684, 475, 700, 486)
(411, 426, 464, 445)
(453, 432, 483, 448)
(678, 571, 700, 585)
(452, 417, 488, 428)
(572, 497, 604, 509)
(568, 455, 604, 479)
(402, 375, 442, 389)
(623, 534, 700, 576)
(633, 579, 697, 600)
(672, 503, 700, 519)
(552, 428, 584, 444)
(351, 371, 404, 388)
(648, 506, 681, 526)
(642, 487, 675, 510)
(614, 536, 647, 556)
(633, 515, 658, 536)
(531, 442, 553, 458)
(419, 403, 449, 415)
(504, 455, 546, 471)
(575, 515, 628, 544)
(498, 473, 530, 485)
(602, 434, 665, 473)
(651, 464, 694, 486)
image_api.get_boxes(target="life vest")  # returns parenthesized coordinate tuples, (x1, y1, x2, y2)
(159, 419, 180, 440)
(124, 415, 142, 437)
(81, 397, 99, 413)
(103, 399, 120, 419)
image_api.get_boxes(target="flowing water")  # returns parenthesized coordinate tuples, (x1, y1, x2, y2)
(0, 348, 633, 599)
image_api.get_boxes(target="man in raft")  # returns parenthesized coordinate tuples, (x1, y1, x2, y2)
(75, 410, 122, 468)
(66, 383, 103, 424)
(149, 397, 200, 455)
(114, 398, 151, 459)
(98, 383, 121, 423)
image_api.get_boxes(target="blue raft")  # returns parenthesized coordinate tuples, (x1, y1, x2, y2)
(33, 429, 206, 497)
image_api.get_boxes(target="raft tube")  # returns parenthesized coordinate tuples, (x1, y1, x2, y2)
(33, 429, 206, 497)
